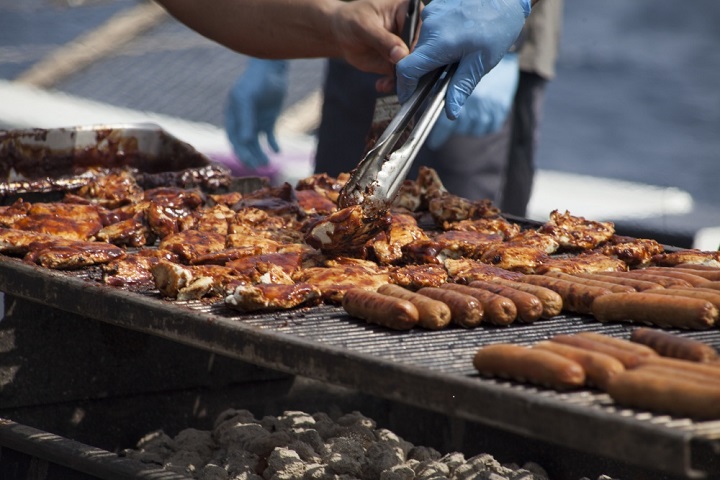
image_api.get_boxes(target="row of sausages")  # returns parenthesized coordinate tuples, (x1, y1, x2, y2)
(342, 263, 720, 331)
(473, 329, 720, 419)
(341, 278, 563, 331)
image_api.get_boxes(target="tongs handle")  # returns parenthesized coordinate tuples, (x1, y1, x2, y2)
(400, 0, 421, 47)
(338, 64, 456, 213)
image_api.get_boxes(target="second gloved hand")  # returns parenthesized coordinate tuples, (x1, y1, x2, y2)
(224, 58, 289, 168)
(427, 53, 519, 150)
(396, 0, 530, 120)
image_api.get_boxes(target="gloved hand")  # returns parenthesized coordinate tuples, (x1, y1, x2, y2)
(427, 53, 519, 150)
(224, 58, 289, 168)
(396, 0, 530, 120)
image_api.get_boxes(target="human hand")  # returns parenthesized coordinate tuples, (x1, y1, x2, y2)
(331, 0, 412, 77)
(427, 53, 519, 150)
(396, 0, 530, 119)
(224, 58, 288, 168)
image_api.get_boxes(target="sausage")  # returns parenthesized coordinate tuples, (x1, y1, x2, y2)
(377, 284, 451, 330)
(473, 343, 586, 390)
(668, 266, 720, 281)
(468, 280, 543, 323)
(533, 341, 625, 390)
(417, 287, 483, 328)
(696, 281, 720, 291)
(441, 283, 517, 326)
(594, 271, 693, 289)
(575, 331, 659, 358)
(342, 288, 418, 330)
(644, 287, 720, 310)
(630, 327, 719, 362)
(638, 267, 710, 286)
(591, 292, 719, 330)
(550, 334, 645, 368)
(606, 368, 720, 419)
(638, 355, 720, 379)
(634, 364, 720, 388)
(544, 271, 635, 293)
(573, 272, 664, 292)
(488, 277, 563, 318)
(676, 263, 720, 272)
(519, 275, 613, 315)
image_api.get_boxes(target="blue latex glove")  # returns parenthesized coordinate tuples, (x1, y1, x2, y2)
(224, 58, 289, 168)
(396, 0, 530, 120)
(427, 52, 519, 150)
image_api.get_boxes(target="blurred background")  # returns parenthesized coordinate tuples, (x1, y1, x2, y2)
(0, 0, 718, 248)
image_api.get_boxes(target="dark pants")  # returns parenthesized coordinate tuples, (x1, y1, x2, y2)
(314, 59, 548, 212)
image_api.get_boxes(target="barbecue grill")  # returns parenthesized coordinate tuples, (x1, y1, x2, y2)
(1, 125, 719, 480)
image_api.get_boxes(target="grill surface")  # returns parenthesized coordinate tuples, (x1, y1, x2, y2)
(1, 256, 720, 479)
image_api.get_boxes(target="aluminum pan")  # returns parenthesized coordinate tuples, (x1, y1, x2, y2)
(0, 256, 719, 479)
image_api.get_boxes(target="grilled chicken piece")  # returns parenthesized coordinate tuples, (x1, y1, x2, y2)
(535, 252, 628, 274)
(479, 244, 551, 273)
(444, 258, 523, 283)
(192, 204, 235, 235)
(299, 264, 390, 304)
(597, 235, 664, 267)
(432, 230, 503, 260)
(304, 205, 391, 257)
(151, 259, 245, 300)
(392, 180, 423, 212)
(368, 212, 429, 265)
(234, 183, 304, 219)
(143, 187, 204, 210)
(102, 249, 178, 289)
(12, 203, 104, 241)
(428, 192, 499, 225)
(0, 199, 31, 227)
(0, 227, 53, 255)
(158, 230, 226, 263)
(504, 229, 560, 254)
(295, 189, 337, 216)
(208, 191, 243, 207)
(230, 207, 305, 243)
(96, 216, 151, 248)
(539, 210, 615, 250)
(226, 252, 303, 285)
(225, 282, 321, 312)
(71, 170, 144, 209)
(295, 172, 348, 204)
(442, 216, 521, 239)
(389, 264, 448, 290)
(651, 249, 720, 268)
(24, 238, 125, 269)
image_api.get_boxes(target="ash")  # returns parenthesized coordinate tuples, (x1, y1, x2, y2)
(121, 409, 616, 480)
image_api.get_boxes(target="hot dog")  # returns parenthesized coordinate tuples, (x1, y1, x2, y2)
(644, 288, 720, 310)
(468, 280, 543, 323)
(696, 281, 720, 291)
(630, 327, 719, 362)
(473, 343, 586, 390)
(638, 267, 709, 287)
(638, 355, 720, 379)
(417, 287, 483, 328)
(544, 271, 635, 293)
(573, 272, 664, 292)
(533, 340, 625, 390)
(594, 271, 692, 289)
(674, 264, 720, 280)
(606, 368, 720, 419)
(550, 334, 645, 368)
(519, 275, 612, 315)
(633, 363, 720, 387)
(441, 283, 517, 326)
(377, 284, 452, 330)
(342, 288, 419, 330)
(591, 292, 719, 330)
(575, 331, 659, 358)
(488, 277, 563, 318)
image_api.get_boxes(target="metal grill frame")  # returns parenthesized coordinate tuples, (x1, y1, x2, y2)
(1, 256, 720, 478)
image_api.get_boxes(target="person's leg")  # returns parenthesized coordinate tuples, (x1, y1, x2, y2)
(498, 72, 548, 217)
(410, 118, 512, 203)
(313, 59, 384, 177)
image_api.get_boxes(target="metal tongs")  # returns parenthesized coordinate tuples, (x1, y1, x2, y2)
(337, 63, 457, 215)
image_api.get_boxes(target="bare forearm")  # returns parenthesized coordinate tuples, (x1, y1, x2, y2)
(154, 0, 344, 59)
